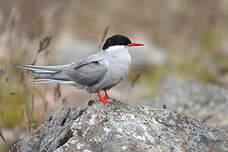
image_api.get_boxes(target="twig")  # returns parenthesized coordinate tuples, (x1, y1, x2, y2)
(31, 36, 52, 65)
(131, 73, 141, 87)
(163, 104, 167, 109)
(30, 36, 52, 126)
(38, 36, 52, 53)
(30, 88, 35, 132)
(44, 100, 48, 113)
(9, 92, 16, 95)
(20, 71, 25, 84)
(98, 26, 109, 50)
(201, 115, 213, 123)
(0, 68, 4, 76)
(54, 83, 61, 101)
(0, 111, 7, 129)
(62, 96, 67, 104)
(0, 130, 6, 142)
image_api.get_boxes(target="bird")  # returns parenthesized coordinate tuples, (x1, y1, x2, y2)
(16, 34, 144, 104)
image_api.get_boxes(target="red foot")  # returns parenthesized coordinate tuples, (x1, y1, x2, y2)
(98, 91, 110, 104)
(105, 90, 116, 101)
(100, 97, 110, 104)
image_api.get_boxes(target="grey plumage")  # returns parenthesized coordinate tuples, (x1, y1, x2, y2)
(15, 34, 144, 104)
(15, 50, 115, 93)
(16, 45, 131, 94)
(15, 64, 71, 81)
(15, 34, 143, 95)
(66, 61, 107, 86)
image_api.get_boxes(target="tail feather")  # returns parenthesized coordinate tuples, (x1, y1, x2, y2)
(27, 78, 76, 84)
(15, 64, 72, 82)
(15, 64, 69, 73)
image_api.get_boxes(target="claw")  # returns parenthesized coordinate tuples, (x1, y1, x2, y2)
(105, 90, 115, 101)
(100, 97, 110, 104)
(98, 91, 110, 104)
(105, 96, 115, 101)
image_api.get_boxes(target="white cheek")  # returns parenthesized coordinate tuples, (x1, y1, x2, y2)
(105, 45, 126, 53)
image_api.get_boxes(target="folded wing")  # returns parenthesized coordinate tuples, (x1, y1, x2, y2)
(65, 60, 107, 86)
(15, 54, 107, 87)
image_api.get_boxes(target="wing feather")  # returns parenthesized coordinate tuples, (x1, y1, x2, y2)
(65, 57, 107, 86)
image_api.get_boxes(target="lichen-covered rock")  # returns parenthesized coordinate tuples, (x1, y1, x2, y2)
(9, 100, 228, 152)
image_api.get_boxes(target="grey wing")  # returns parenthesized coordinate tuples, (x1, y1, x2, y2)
(65, 59, 107, 86)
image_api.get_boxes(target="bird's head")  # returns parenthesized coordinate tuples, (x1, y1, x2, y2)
(102, 34, 144, 51)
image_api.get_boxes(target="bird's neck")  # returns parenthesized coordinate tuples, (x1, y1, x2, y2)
(104, 45, 131, 66)
(104, 45, 129, 56)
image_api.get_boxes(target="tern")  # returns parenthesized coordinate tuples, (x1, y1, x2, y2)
(16, 34, 144, 104)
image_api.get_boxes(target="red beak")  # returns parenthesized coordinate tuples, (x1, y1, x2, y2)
(128, 42, 144, 47)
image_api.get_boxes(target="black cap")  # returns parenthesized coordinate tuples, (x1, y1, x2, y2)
(103, 34, 131, 50)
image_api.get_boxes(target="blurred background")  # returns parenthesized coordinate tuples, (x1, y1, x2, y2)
(1, 0, 228, 150)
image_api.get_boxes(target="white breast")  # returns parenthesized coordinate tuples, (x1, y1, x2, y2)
(90, 45, 131, 92)
(106, 45, 131, 78)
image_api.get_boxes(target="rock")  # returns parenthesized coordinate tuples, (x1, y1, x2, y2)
(9, 100, 228, 152)
(140, 81, 228, 127)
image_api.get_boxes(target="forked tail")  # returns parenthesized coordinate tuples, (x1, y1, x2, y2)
(15, 64, 75, 84)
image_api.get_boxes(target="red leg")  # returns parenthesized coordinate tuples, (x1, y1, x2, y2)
(98, 91, 110, 104)
(104, 90, 115, 101)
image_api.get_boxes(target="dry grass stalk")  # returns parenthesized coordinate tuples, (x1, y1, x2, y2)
(0, 68, 4, 76)
(54, 83, 61, 102)
(61, 96, 67, 104)
(98, 26, 109, 50)
(131, 73, 141, 87)
(32, 36, 52, 65)
(163, 104, 167, 109)
(0, 131, 6, 142)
